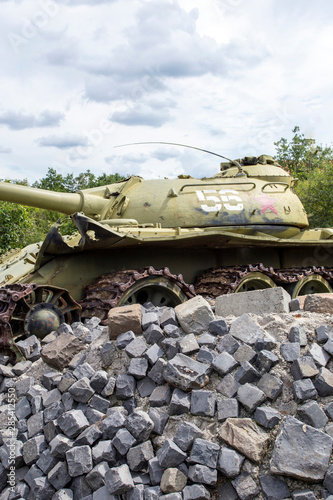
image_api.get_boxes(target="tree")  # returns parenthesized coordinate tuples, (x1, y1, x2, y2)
(0, 202, 33, 254)
(274, 126, 333, 180)
(274, 126, 333, 228)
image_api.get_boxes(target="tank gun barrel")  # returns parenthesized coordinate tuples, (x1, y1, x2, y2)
(0, 182, 110, 218)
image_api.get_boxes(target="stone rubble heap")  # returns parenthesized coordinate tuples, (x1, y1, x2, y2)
(1, 288, 333, 499)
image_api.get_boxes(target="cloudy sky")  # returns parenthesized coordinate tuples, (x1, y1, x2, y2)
(1, 0, 333, 183)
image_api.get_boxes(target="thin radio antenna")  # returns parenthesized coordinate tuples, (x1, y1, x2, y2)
(114, 141, 244, 174)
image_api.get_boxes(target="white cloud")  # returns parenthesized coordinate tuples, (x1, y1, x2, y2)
(0, 0, 332, 185)
(0, 109, 65, 130)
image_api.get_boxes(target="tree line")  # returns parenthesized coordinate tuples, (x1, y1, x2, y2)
(0, 127, 333, 255)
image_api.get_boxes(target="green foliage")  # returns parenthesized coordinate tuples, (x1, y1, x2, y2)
(33, 168, 125, 192)
(274, 126, 333, 180)
(0, 169, 126, 255)
(296, 163, 333, 228)
(0, 202, 33, 253)
(274, 126, 333, 228)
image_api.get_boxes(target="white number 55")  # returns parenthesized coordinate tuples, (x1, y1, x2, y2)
(196, 189, 243, 212)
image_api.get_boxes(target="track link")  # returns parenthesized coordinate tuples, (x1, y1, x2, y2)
(80, 266, 196, 323)
(194, 264, 333, 299)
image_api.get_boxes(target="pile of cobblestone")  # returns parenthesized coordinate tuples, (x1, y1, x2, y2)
(1, 288, 333, 500)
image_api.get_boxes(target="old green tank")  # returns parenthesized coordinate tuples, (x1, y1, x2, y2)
(0, 153, 333, 351)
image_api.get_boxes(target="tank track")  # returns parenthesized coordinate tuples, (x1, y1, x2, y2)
(80, 266, 196, 323)
(194, 264, 333, 299)
(0, 283, 37, 361)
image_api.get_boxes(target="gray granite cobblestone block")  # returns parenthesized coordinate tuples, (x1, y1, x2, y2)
(40, 370, 59, 390)
(15, 376, 35, 399)
(234, 361, 261, 384)
(231, 472, 259, 500)
(116, 374, 136, 400)
(237, 383, 266, 412)
(217, 373, 240, 398)
(49, 434, 74, 458)
(23, 435, 47, 466)
(309, 343, 331, 367)
(257, 373, 283, 401)
(15, 396, 32, 420)
(161, 338, 179, 360)
(217, 398, 239, 421)
(163, 324, 181, 338)
(216, 334, 239, 354)
(137, 377, 156, 397)
(57, 409, 90, 439)
(144, 344, 164, 366)
(101, 410, 126, 439)
(125, 410, 154, 442)
(36, 449, 58, 474)
(297, 400, 328, 429)
(73, 362, 96, 380)
(182, 484, 210, 500)
(188, 438, 220, 469)
(196, 346, 217, 365)
(144, 324, 165, 345)
(293, 378, 318, 403)
(187, 464, 217, 486)
(163, 354, 210, 391)
(169, 388, 191, 415)
(44, 401, 64, 423)
(314, 367, 333, 396)
(217, 447, 244, 478)
(105, 463, 134, 495)
(149, 385, 172, 407)
(66, 445, 93, 477)
(159, 308, 178, 329)
(148, 456, 165, 485)
(58, 371, 77, 393)
(127, 440, 155, 472)
(89, 394, 110, 413)
(157, 439, 187, 467)
(68, 377, 95, 403)
(85, 461, 109, 491)
(74, 424, 103, 447)
(233, 344, 257, 364)
(148, 407, 169, 436)
(177, 334, 200, 355)
(316, 324, 333, 343)
(212, 351, 238, 376)
(209, 318, 228, 336)
(117, 331, 136, 349)
(254, 406, 282, 428)
(255, 337, 277, 352)
(254, 349, 279, 373)
(112, 428, 137, 455)
(47, 460, 71, 490)
(190, 390, 216, 417)
(142, 311, 159, 331)
(92, 440, 117, 466)
(197, 332, 217, 348)
(289, 325, 308, 346)
(173, 421, 203, 452)
(125, 338, 148, 358)
(148, 358, 167, 385)
(101, 342, 116, 367)
(280, 342, 301, 362)
(259, 474, 290, 500)
(323, 338, 333, 356)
